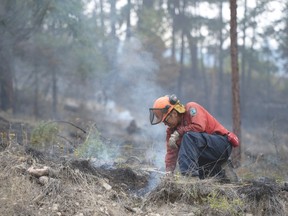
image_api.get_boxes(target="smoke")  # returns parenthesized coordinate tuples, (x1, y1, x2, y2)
(105, 37, 163, 125)
(98, 37, 168, 171)
(115, 37, 167, 168)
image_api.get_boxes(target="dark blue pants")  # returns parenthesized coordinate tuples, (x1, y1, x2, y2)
(178, 132, 232, 178)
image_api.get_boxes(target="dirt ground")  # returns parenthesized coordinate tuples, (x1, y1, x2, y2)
(0, 140, 288, 216)
(0, 112, 288, 216)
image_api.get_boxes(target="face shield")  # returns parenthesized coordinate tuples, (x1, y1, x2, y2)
(149, 105, 171, 125)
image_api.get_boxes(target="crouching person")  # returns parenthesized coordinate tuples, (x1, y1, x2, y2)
(149, 94, 239, 182)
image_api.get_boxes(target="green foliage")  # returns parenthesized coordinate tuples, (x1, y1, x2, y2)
(2, 0, 287, 133)
(30, 122, 59, 149)
(138, 7, 166, 37)
(277, 2, 288, 70)
(74, 126, 114, 160)
(207, 190, 243, 215)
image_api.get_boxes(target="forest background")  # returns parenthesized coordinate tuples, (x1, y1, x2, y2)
(0, 0, 288, 170)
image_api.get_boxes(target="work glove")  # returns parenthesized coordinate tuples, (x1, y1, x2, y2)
(227, 132, 239, 147)
(168, 131, 180, 149)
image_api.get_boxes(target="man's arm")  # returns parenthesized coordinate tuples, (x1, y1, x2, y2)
(165, 146, 179, 172)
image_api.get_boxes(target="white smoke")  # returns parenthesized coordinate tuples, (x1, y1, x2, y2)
(113, 37, 163, 125)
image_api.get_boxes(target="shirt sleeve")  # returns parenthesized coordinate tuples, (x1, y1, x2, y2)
(165, 147, 179, 172)
(164, 128, 179, 172)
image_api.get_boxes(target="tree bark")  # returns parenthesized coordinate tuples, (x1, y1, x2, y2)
(0, 41, 14, 111)
(100, 0, 105, 34)
(240, 0, 247, 115)
(126, 0, 131, 39)
(217, 0, 224, 117)
(33, 63, 39, 118)
(52, 68, 58, 119)
(177, 30, 185, 98)
(110, 0, 116, 38)
(230, 0, 241, 167)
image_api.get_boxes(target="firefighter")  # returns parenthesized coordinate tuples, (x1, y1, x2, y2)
(149, 94, 239, 181)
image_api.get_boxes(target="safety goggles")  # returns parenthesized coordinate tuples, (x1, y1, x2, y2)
(149, 105, 171, 125)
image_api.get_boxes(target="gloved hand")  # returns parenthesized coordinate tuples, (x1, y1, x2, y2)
(168, 131, 180, 149)
(227, 132, 239, 147)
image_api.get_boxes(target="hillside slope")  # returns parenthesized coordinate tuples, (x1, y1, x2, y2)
(1, 141, 288, 216)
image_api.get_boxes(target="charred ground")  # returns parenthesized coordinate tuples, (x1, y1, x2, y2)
(0, 115, 288, 216)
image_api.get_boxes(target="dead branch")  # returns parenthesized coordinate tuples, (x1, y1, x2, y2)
(44, 120, 87, 134)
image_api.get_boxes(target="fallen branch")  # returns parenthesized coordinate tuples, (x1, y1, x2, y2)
(44, 120, 87, 134)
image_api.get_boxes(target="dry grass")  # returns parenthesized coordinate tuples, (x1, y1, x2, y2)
(0, 132, 288, 216)
(0, 147, 133, 216)
(143, 174, 288, 216)
(143, 177, 244, 215)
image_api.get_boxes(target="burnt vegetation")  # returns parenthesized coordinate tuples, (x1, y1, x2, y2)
(0, 117, 287, 216)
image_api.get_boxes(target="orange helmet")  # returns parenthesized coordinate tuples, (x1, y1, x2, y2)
(149, 95, 178, 125)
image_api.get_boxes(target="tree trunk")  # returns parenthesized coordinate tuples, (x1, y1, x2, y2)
(0, 42, 14, 111)
(0, 1, 14, 110)
(199, 42, 209, 109)
(177, 30, 185, 98)
(186, 32, 198, 78)
(217, 0, 224, 117)
(110, 0, 116, 38)
(246, 1, 258, 121)
(167, 0, 176, 62)
(240, 0, 247, 116)
(100, 0, 105, 34)
(230, 0, 241, 167)
(126, 0, 131, 39)
(171, 14, 176, 62)
(52, 68, 58, 119)
(142, 0, 153, 8)
(33, 64, 39, 118)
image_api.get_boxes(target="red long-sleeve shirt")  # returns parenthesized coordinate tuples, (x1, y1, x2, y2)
(165, 102, 229, 172)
